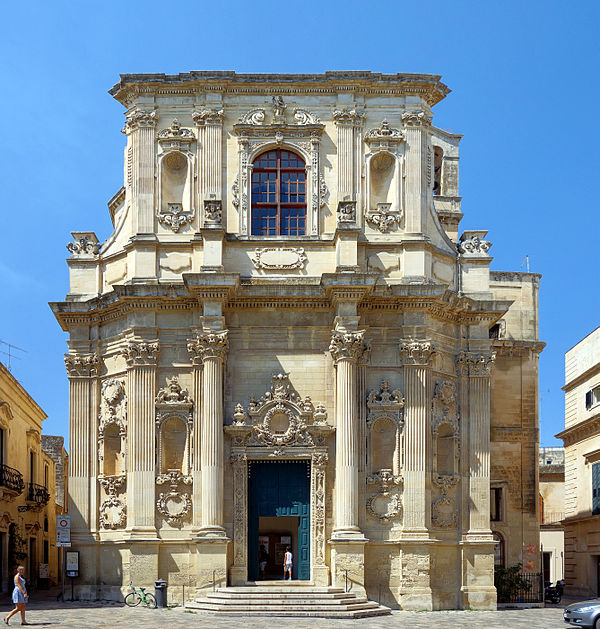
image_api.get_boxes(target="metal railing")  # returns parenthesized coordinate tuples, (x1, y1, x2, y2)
(0, 464, 24, 494)
(495, 571, 544, 604)
(26, 482, 50, 505)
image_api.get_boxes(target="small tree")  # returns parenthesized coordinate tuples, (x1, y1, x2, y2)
(494, 563, 532, 603)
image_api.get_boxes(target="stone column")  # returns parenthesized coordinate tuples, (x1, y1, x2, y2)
(64, 353, 99, 539)
(333, 107, 365, 203)
(193, 108, 224, 202)
(329, 329, 368, 595)
(123, 110, 157, 236)
(457, 350, 497, 610)
(122, 340, 159, 536)
(189, 351, 203, 530)
(398, 339, 436, 611)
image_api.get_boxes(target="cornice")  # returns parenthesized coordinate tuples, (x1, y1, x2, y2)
(556, 411, 600, 447)
(109, 71, 450, 108)
(492, 340, 546, 356)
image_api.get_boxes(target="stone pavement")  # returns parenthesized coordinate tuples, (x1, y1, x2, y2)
(0, 597, 569, 629)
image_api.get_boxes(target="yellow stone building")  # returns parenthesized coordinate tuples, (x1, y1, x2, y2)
(0, 362, 61, 591)
(51, 71, 542, 611)
(558, 326, 600, 597)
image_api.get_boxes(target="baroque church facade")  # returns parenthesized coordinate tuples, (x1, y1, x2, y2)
(51, 72, 542, 610)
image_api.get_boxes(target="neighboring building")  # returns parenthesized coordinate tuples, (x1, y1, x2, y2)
(51, 71, 543, 610)
(539, 446, 564, 584)
(558, 326, 600, 598)
(0, 362, 58, 591)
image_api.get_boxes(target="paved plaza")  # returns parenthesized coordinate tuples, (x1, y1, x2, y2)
(0, 597, 571, 629)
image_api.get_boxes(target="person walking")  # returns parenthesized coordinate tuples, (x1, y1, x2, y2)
(283, 546, 293, 581)
(5, 565, 29, 625)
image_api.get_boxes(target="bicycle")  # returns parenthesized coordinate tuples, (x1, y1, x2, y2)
(124, 582, 157, 608)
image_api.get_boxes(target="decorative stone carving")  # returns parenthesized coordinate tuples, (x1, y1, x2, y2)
(99, 475, 126, 529)
(251, 247, 307, 270)
(156, 471, 192, 525)
(333, 107, 366, 126)
(122, 109, 157, 133)
(329, 330, 368, 363)
(64, 353, 99, 377)
(431, 475, 459, 528)
(232, 404, 248, 426)
(66, 232, 100, 256)
(158, 202, 194, 233)
(311, 452, 327, 565)
(122, 340, 159, 367)
(458, 230, 492, 256)
(156, 377, 192, 406)
(313, 403, 328, 425)
(204, 199, 222, 225)
(367, 380, 405, 427)
(231, 455, 247, 567)
(232, 175, 240, 208)
(366, 469, 403, 524)
(99, 378, 127, 434)
(365, 119, 403, 143)
(399, 340, 436, 365)
(239, 108, 266, 125)
(157, 119, 195, 140)
(272, 95, 286, 120)
(319, 175, 328, 208)
(187, 331, 228, 364)
(432, 380, 458, 435)
(192, 108, 224, 126)
(294, 108, 320, 125)
(337, 200, 356, 225)
(401, 110, 433, 127)
(366, 203, 402, 233)
(455, 351, 496, 377)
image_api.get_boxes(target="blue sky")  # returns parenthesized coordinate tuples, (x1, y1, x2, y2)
(0, 1, 597, 447)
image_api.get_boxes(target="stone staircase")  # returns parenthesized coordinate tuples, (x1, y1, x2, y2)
(186, 582, 392, 618)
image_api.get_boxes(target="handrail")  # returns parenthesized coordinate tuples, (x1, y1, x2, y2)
(0, 464, 24, 494)
(26, 482, 50, 505)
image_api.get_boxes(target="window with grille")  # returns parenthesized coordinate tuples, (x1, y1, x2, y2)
(251, 149, 306, 236)
(593, 462, 600, 516)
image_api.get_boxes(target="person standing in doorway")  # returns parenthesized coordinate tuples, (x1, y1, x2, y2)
(5, 565, 29, 625)
(283, 546, 293, 581)
(259, 544, 269, 580)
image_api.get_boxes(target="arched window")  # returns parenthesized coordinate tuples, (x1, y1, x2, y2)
(493, 531, 505, 567)
(251, 149, 306, 236)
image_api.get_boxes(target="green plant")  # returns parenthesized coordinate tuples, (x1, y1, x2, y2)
(494, 563, 532, 602)
(8, 523, 27, 570)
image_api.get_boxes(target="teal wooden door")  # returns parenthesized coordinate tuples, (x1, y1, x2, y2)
(248, 460, 310, 580)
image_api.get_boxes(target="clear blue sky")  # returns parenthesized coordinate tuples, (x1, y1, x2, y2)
(0, 1, 597, 448)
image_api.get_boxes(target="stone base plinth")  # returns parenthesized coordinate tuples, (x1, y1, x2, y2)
(398, 542, 433, 611)
(330, 539, 366, 596)
(311, 563, 330, 586)
(460, 540, 496, 610)
(195, 538, 229, 592)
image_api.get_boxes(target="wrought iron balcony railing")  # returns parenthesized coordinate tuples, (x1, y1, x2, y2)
(26, 482, 50, 506)
(0, 464, 24, 494)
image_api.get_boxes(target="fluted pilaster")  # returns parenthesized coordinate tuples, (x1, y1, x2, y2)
(65, 353, 99, 536)
(400, 340, 435, 533)
(194, 108, 224, 201)
(122, 340, 159, 533)
(330, 330, 367, 539)
(333, 108, 364, 203)
(188, 330, 228, 538)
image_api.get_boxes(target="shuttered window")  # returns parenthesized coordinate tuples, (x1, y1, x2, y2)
(593, 462, 600, 516)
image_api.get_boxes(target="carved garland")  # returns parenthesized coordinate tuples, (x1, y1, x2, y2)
(156, 472, 193, 526)
(99, 475, 126, 529)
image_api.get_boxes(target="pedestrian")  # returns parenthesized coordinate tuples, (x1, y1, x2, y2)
(283, 546, 293, 581)
(259, 544, 269, 580)
(5, 565, 29, 625)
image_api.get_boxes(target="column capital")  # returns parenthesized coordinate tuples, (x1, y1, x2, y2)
(64, 353, 99, 378)
(121, 340, 159, 367)
(121, 109, 157, 134)
(187, 330, 229, 364)
(329, 330, 368, 363)
(455, 351, 496, 377)
(192, 108, 224, 126)
(333, 107, 365, 127)
(401, 110, 433, 128)
(399, 340, 436, 366)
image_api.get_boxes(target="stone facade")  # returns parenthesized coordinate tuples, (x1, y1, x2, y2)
(539, 447, 564, 583)
(51, 71, 542, 609)
(557, 327, 600, 598)
(0, 362, 60, 590)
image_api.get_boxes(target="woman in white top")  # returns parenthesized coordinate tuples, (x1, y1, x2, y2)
(283, 546, 293, 581)
(5, 565, 29, 625)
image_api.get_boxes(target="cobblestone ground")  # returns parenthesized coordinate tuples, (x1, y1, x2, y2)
(0, 597, 570, 629)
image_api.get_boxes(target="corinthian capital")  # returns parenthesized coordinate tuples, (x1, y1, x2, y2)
(187, 331, 229, 364)
(192, 108, 224, 126)
(399, 340, 436, 366)
(333, 107, 365, 126)
(64, 353, 99, 378)
(329, 330, 368, 363)
(455, 351, 496, 377)
(122, 340, 159, 367)
(401, 110, 433, 128)
(122, 109, 157, 134)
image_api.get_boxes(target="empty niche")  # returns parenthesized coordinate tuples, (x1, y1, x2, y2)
(371, 416, 398, 474)
(369, 152, 397, 211)
(433, 146, 443, 195)
(157, 150, 195, 232)
(158, 416, 189, 474)
(435, 423, 455, 476)
(102, 424, 123, 476)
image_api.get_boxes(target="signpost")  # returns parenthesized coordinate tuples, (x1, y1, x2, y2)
(56, 515, 71, 602)
(65, 551, 79, 602)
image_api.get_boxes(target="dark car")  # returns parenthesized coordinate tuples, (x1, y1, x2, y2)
(564, 599, 600, 628)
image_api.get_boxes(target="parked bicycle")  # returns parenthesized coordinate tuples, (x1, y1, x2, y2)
(124, 582, 157, 608)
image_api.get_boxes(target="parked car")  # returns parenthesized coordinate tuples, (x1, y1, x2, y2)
(564, 600, 600, 628)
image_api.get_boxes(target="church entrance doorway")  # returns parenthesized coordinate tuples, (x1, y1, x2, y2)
(248, 460, 310, 581)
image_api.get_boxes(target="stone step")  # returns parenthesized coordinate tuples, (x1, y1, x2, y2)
(206, 591, 357, 600)
(199, 596, 372, 607)
(191, 601, 380, 611)
(217, 585, 344, 593)
(185, 603, 391, 618)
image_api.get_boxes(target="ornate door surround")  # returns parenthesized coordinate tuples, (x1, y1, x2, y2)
(226, 374, 332, 585)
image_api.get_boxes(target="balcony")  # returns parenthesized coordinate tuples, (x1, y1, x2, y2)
(541, 511, 564, 525)
(0, 464, 24, 496)
(26, 482, 50, 506)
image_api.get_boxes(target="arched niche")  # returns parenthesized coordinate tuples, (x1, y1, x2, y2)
(156, 413, 191, 475)
(433, 419, 458, 477)
(369, 152, 398, 210)
(433, 145, 444, 195)
(370, 416, 399, 475)
(156, 149, 195, 232)
(102, 423, 124, 477)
